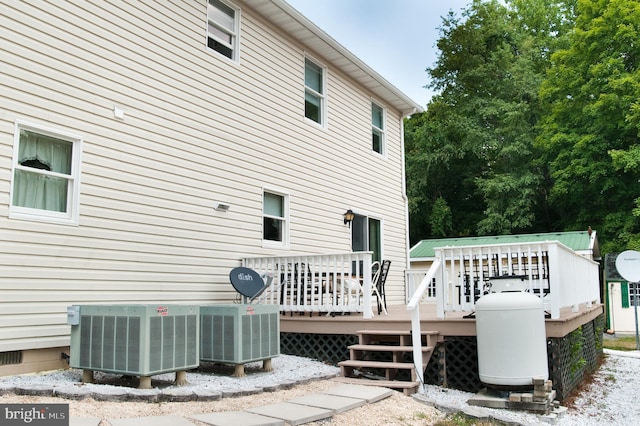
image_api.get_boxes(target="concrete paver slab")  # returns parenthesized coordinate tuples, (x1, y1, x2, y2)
(288, 393, 366, 414)
(322, 384, 394, 403)
(190, 411, 284, 426)
(247, 402, 333, 426)
(70, 418, 101, 426)
(107, 415, 197, 426)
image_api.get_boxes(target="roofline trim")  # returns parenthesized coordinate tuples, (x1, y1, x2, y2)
(270, 0, 424, 114)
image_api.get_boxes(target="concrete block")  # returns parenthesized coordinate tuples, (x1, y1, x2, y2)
(54, 385, 92, 400)
(15, 384, 54, 396)
(193, 389, 222, 401)
(521, 393, 533, 402)
(462, 406, 490, 420)
(553, 406, 569, 418)
(247, 402, 333, 426)
(289, 393, 365, 414)
(534, 389, 548, 398)
(191, 411, 284, 426)
(90, 386, 128, 401)
(0, 384, 16, 395)
(538, 412, 559, 425)
(127, 388, 161, 402)
(160, 388, 196, 402)
(509, 393, 522, 402)
(533, 377, 546, 386)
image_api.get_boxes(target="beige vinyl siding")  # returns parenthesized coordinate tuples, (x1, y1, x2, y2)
(0, 0, 410, 351)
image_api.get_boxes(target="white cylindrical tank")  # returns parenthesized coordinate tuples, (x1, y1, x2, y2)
(475, 291, 548, 387)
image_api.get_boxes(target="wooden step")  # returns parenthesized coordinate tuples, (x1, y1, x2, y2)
(357, 329, 441, 346)
(332, 376, 420, 395)
(338, 360, 417, 370)
(338, 359, 422, 382)
(348, 344, 434, 353)
(356, 329, 439, 336)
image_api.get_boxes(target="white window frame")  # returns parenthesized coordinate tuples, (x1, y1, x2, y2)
(9, 121, 82, 225)
(206, 0, 240, 62)
(304, 55, 327, 127)
(629, 282, 640, 307)
(262, 188, 289, 249)
(372, 101, 385, 156)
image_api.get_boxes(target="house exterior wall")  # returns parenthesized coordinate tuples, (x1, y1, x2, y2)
(606, 281, 639, 334)
(0, 0, 411, 353)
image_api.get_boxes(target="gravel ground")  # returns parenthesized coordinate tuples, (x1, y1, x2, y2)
(1, 351, 639, 425)
(417, 349, 640, 425)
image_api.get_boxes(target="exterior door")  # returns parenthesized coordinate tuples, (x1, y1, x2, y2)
(352, 214, 381, 263)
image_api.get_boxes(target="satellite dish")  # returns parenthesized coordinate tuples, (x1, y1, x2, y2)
(229, 267, 265, 299)
(615, 250, 640, 282)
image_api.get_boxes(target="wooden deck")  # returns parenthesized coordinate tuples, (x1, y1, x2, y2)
(280, 302, 605, 338)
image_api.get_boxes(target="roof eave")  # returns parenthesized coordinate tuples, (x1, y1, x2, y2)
(247, 0, 424, 115)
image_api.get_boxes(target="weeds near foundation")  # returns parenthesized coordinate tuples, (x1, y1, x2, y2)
(432, 412, 503, 425)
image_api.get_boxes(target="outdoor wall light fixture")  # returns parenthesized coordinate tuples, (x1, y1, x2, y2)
(213, 202, 230, 212)
(343, 209, 355, 227)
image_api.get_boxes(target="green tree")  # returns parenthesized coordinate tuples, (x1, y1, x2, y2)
(538, 0, 640, 252)
(406, 0, 575, 242)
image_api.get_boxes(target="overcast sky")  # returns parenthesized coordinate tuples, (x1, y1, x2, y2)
(286, 0, 471, 108)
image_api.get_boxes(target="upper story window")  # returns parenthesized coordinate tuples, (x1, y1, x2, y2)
(10, 122, 82, 225)
(263, 190, 288, 247)
(304, 57, 325, 125)
(207, 0, 239, 61)
(372, 102, 385, 154)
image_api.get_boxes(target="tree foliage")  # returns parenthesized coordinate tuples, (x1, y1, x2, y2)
(406, 0, 576, 243)
(407, 0, 640, 253)
(537, 0, 640, 252)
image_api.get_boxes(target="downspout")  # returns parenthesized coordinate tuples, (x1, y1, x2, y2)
(401, 108, 417, 274)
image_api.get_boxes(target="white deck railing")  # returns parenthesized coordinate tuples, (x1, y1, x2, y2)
(407, 241, 601, 394)
(242, 252, 375, 319)
(405, 269, 437, 303)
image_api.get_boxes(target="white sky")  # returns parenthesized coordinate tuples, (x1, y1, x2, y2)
(285, 0, 471, 107)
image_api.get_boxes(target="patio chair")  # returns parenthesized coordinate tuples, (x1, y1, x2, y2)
(342, 261, 389, 316)
(279, 262, 320, 316)
(371, 260, 390, 315)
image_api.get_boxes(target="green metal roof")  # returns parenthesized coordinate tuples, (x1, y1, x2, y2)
(410, 230, 597, 259)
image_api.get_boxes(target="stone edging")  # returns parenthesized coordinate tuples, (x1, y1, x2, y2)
(0, 372, 340, 403)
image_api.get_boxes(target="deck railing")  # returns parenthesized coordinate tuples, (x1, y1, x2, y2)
(407, 241, 600, 394)
(242, 252, 375, 318)
(405, 269, 437, 303)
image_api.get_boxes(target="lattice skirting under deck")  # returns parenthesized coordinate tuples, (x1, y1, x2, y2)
(280, 314, 604, 402)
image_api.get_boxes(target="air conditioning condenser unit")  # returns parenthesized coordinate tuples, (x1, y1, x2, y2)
(200, 304, 279, 376)
(68, 304, 199, 388)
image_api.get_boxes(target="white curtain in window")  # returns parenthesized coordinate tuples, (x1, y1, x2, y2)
(13, 131, 71, 212)
(13, 170, 68, 212)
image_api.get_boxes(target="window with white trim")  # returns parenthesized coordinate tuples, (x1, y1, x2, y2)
(304, 57, 325, 125)
(10, 122, 82, 225)
(372, 102, 385, 154)
(207, 0, 239, 61)
(263, 191, 288, 246)
(622, 282, 640, 308)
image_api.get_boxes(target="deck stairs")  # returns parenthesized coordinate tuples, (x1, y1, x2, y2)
(336, 329, 442, 395)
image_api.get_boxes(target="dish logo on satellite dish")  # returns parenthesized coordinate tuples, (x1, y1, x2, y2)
(237, 272, 255, 281)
